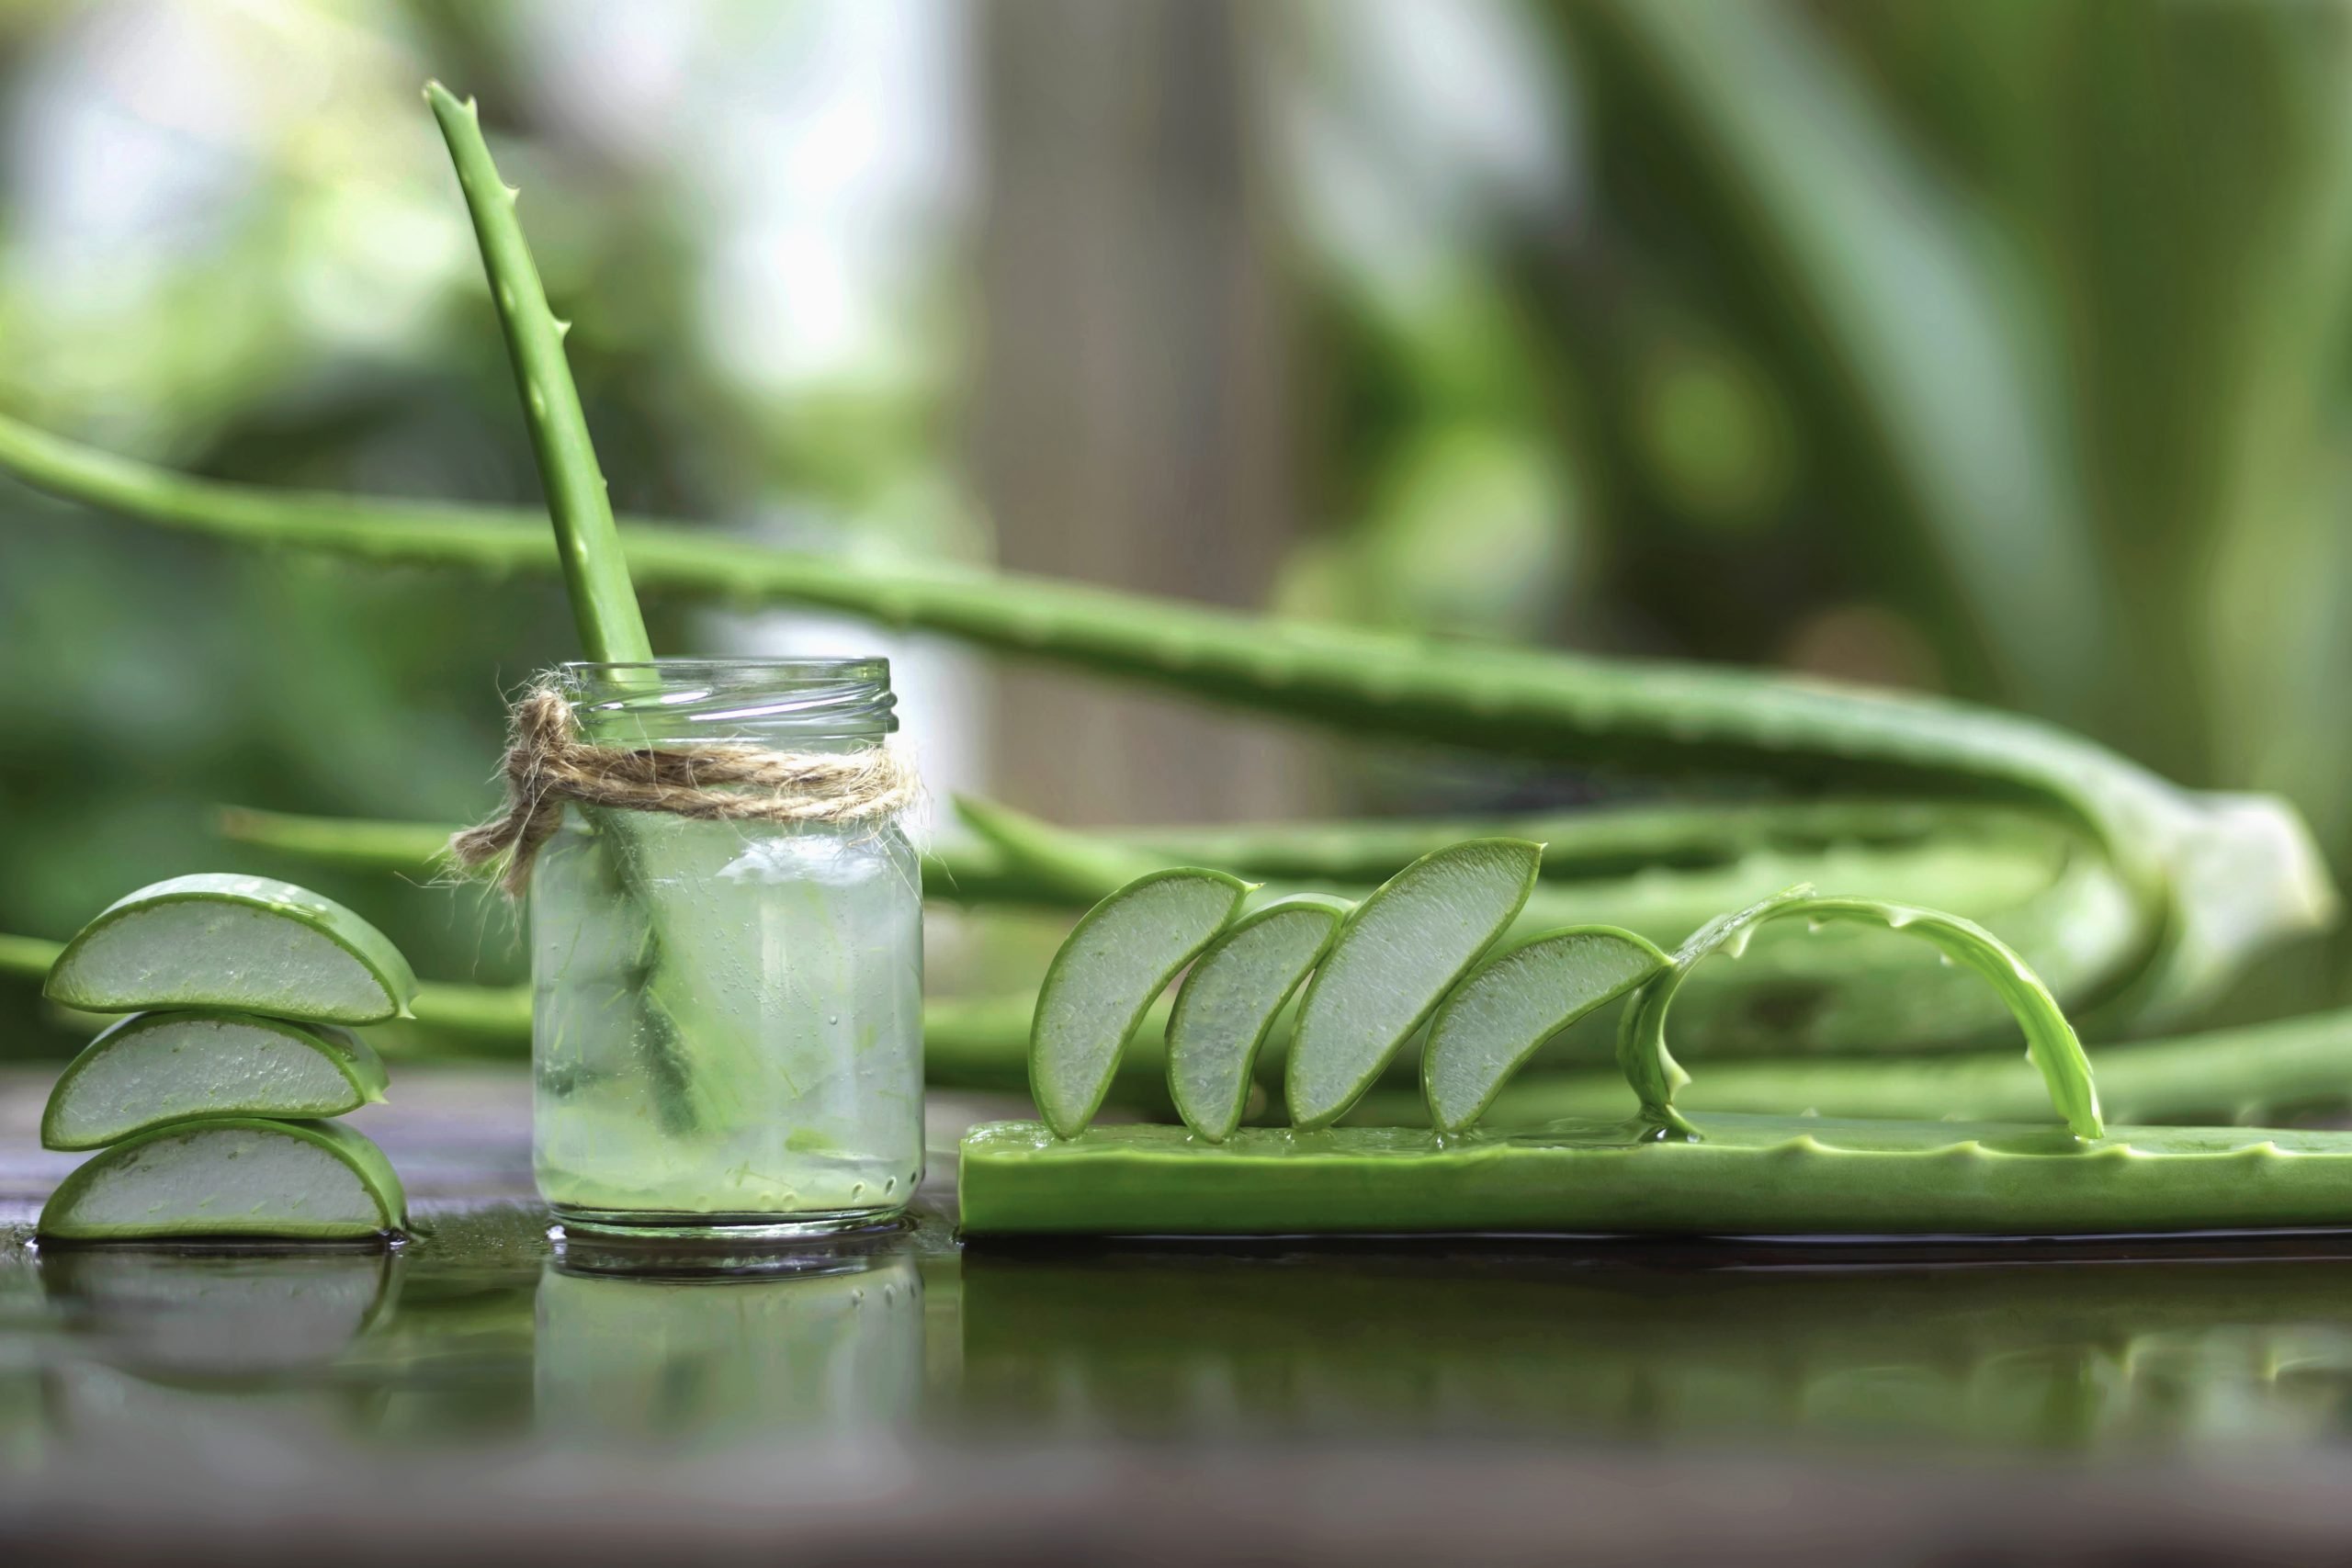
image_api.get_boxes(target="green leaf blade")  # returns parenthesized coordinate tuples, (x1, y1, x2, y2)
(1621, 886, 2103, 1141)
(1422, 926, 1668, 1134)
(1167, 894, 1352, 1142)
(43, 874, 417, 1024)
(41, 1010, 389, 1151)
(1286, 839, 1544, 1129)
(425, 80, 651, 664)
(1030, 868, 1253, 1138)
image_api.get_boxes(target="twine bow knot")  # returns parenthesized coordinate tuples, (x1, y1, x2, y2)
(449, 683, 920, 896)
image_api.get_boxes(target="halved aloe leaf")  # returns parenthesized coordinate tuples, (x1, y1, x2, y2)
(38, 1119, 407, 1242)
(41, 1010, 390, 1151)
(1031, 868, 1253, 1138)
(1168, 894, 1353, 1142)
(1620, 886, 2103, 1141)
(1285, 839, 1544, 1129)
(44, 874, 417, 1023)
(1421, 926, 1669, 1134)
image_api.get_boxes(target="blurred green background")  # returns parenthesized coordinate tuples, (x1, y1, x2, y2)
(4, 0, 2350, 1055)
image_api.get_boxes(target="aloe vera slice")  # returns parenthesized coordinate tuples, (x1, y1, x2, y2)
(40, 1010, 389, 1151)
(959, 1113, 2352, 1237)
(1285, 839, 1544, 1129)
(1167, 894, 1352, 1142)
(1421, 927, 1669, 1134)
(38, 1119, 407, 1242)
(43, 874, 416, 1024)
(1031, 868, 1253, 1138)
(1620, 886, 2102, 1141)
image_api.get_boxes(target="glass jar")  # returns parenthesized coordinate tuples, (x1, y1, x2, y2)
(529, 659, 923, 1239)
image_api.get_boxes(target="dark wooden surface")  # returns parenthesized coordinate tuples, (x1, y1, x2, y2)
(12, 1066, 2352, 1565)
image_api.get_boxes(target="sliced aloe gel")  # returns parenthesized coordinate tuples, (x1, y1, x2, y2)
(1167, 894, 1352, 1141)
(1421, 927, 1669, 1134)
(41, 1010, 389, 1151)
(44, 874, 417, 1024)
(38, 1119, 407, 1242)
(1285, 839, 1544, 1129)
(1031, 868, 1253, 1138)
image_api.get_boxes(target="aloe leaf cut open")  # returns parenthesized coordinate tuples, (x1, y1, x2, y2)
(1421, 927, 1670, 1134)
(41, 1010, 390, 1151)
(1167, 894, 1352, 1142)
(42, 874, 416, 1024)
(958, 1114, 2352, 1237)
(38, 1119, 407, 1242)
(1619, 886, 2103, 1141)
(1031, 868, 1253, 1138)
(1285, 840, 1544, 1129)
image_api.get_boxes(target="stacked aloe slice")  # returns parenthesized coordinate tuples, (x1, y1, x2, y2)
(35, 874, 413, 1242)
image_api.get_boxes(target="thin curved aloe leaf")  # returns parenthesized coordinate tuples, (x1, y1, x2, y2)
(38, 1119, 407, 1242)
(954, 796, 1167, 905)
(1167, 894, 1353, 1142)
(0, 412, 2335, 1012)
(1031, 869, 1253, 1138)
(426, 81, 650, 664)
(959, 1113, 2352, 1237)
(42, 1010, 389, 1151)
(43, 874, 417, 1024)
(1622, 887, 2102, 1141)
(1422, 926, 1668, 1134)
(1287, 840, 1544, 1130)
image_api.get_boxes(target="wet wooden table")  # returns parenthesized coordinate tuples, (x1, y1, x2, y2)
(10, 1066, 2352, 1565)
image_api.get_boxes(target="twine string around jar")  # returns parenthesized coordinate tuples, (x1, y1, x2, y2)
(449, 681, 922, 897)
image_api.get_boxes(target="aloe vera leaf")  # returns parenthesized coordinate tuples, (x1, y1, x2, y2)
(1421, 927, 1670, 1134)
(213, 797, 2141, 1058)
(0, 412, 2333, 1014)
(1285, 840, 1544, 1130)
(958, 1112, 2352, 1237)
(8, 927, 2352, 1133)
(38, 1119, 407, 1242)
(1166, 894, 1353, 1142)
(1358, 1004, 2352, 1131)
(42, 874, 416, 1024)
(424, 82, 650, 664)
(1622, 887, 2102, 1141)
(953, 796, 1168, 905)
(1031, 869, 1253, 1138)
(0, 416, 2309, 904)
(41, 1010, 389, 1151)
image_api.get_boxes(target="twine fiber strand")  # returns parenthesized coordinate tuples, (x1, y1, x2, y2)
(450, 683, 922, 896)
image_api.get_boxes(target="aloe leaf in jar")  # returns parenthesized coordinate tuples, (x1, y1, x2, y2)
(530, 659, 923, 1238)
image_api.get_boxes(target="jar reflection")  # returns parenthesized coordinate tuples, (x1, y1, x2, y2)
(533, 1247, 923, 1444)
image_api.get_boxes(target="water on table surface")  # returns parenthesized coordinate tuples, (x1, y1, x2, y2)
(17, 1204, 2352, 1458)
(530, 808, 924, 1224)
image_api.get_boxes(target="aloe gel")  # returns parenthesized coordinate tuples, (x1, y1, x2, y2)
(529, 660, 924, 1236)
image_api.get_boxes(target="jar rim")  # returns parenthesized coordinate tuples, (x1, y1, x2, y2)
(559, 657, 889, 684)
(555, 658, 897, 739)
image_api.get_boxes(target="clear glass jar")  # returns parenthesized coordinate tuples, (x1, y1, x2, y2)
(529, 659, 923, 1239)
